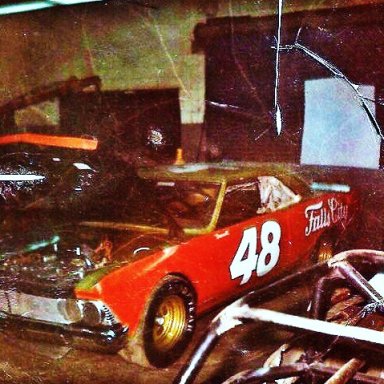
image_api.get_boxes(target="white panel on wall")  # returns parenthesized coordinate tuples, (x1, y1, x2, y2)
(301, 78, 380, 169)
(179, 54, 205, 125)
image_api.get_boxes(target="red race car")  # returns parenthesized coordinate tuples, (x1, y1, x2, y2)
(0, 162, 359, 367)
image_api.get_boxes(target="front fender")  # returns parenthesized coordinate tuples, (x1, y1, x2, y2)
(75, 246, 184, 335)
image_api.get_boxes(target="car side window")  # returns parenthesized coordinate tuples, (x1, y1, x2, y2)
(217, 182, 261, 227)
(257, 176, 301, 214)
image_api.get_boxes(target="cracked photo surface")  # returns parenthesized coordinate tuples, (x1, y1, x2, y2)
(0, 1, 384, 383)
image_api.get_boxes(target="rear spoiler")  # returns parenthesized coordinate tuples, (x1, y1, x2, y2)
(311, 182, 351, 193)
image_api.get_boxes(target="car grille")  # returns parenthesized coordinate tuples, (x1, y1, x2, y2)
(0, 288, 71, 324)
(0, 289, 118, 326)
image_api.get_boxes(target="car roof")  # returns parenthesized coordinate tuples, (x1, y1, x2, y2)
(138, 162, 305, 184)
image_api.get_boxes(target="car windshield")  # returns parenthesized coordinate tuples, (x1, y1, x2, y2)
(72, 178, 221, 232)
(153, 180, 220, 229)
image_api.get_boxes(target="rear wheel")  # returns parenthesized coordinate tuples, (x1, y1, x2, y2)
(314, 236, 334, 263)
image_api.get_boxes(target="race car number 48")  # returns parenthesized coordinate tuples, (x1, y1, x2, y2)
(230, 221, 281, 285)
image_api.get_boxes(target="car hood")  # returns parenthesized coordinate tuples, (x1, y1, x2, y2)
(0, 218, 171, 297)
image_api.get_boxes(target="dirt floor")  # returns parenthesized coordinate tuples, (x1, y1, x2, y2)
(0, 288, 308, 384)
(0, 322, 293, 384)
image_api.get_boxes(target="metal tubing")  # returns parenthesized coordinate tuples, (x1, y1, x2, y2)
(324, 358, 365, 384)
(221, 363, 308, 384)
(173, 327, 220, 384)
(335, 261, 383, 303)
(232, 308, 384, 347)
(311, 276, 331, 319)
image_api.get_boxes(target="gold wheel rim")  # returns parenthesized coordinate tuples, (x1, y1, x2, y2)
(318, 240, 333, 262)
(153, 295, 187, 352)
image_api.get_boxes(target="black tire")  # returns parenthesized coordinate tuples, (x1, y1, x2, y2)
(142, 275, 196, 368)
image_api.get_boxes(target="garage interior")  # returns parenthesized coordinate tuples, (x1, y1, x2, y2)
(1, 0, 384, 382)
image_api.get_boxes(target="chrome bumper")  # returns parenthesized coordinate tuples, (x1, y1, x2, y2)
(0, 311, 128, 353)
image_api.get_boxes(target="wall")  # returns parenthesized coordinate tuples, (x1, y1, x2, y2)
(0, 1, 206, 128)
(0, 0, 383, 160)
(195, 3, 384, 164)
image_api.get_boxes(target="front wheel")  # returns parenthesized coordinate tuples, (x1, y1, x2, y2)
(139, 276, 196, 368)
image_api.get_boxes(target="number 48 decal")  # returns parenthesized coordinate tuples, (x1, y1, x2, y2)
(230, 221, 281, 285)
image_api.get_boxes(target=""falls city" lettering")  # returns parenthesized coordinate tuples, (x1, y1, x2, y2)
(305, 198, 349, 236)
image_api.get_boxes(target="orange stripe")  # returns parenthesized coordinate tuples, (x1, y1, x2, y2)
(0, 133, 98, 150)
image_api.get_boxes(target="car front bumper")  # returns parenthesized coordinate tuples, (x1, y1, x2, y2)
(0, 311, 128, 353)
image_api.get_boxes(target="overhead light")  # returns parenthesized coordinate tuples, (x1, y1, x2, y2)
(0, 174, 45, 181)
(0, 0, 103, 16)
(48, 0, 103, 4)
(0, 1, 54, 15)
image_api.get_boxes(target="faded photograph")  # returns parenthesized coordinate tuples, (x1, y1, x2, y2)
(0, 1, 383, 383)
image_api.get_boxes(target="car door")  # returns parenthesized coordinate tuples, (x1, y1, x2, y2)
(191, 178, 293, 310)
